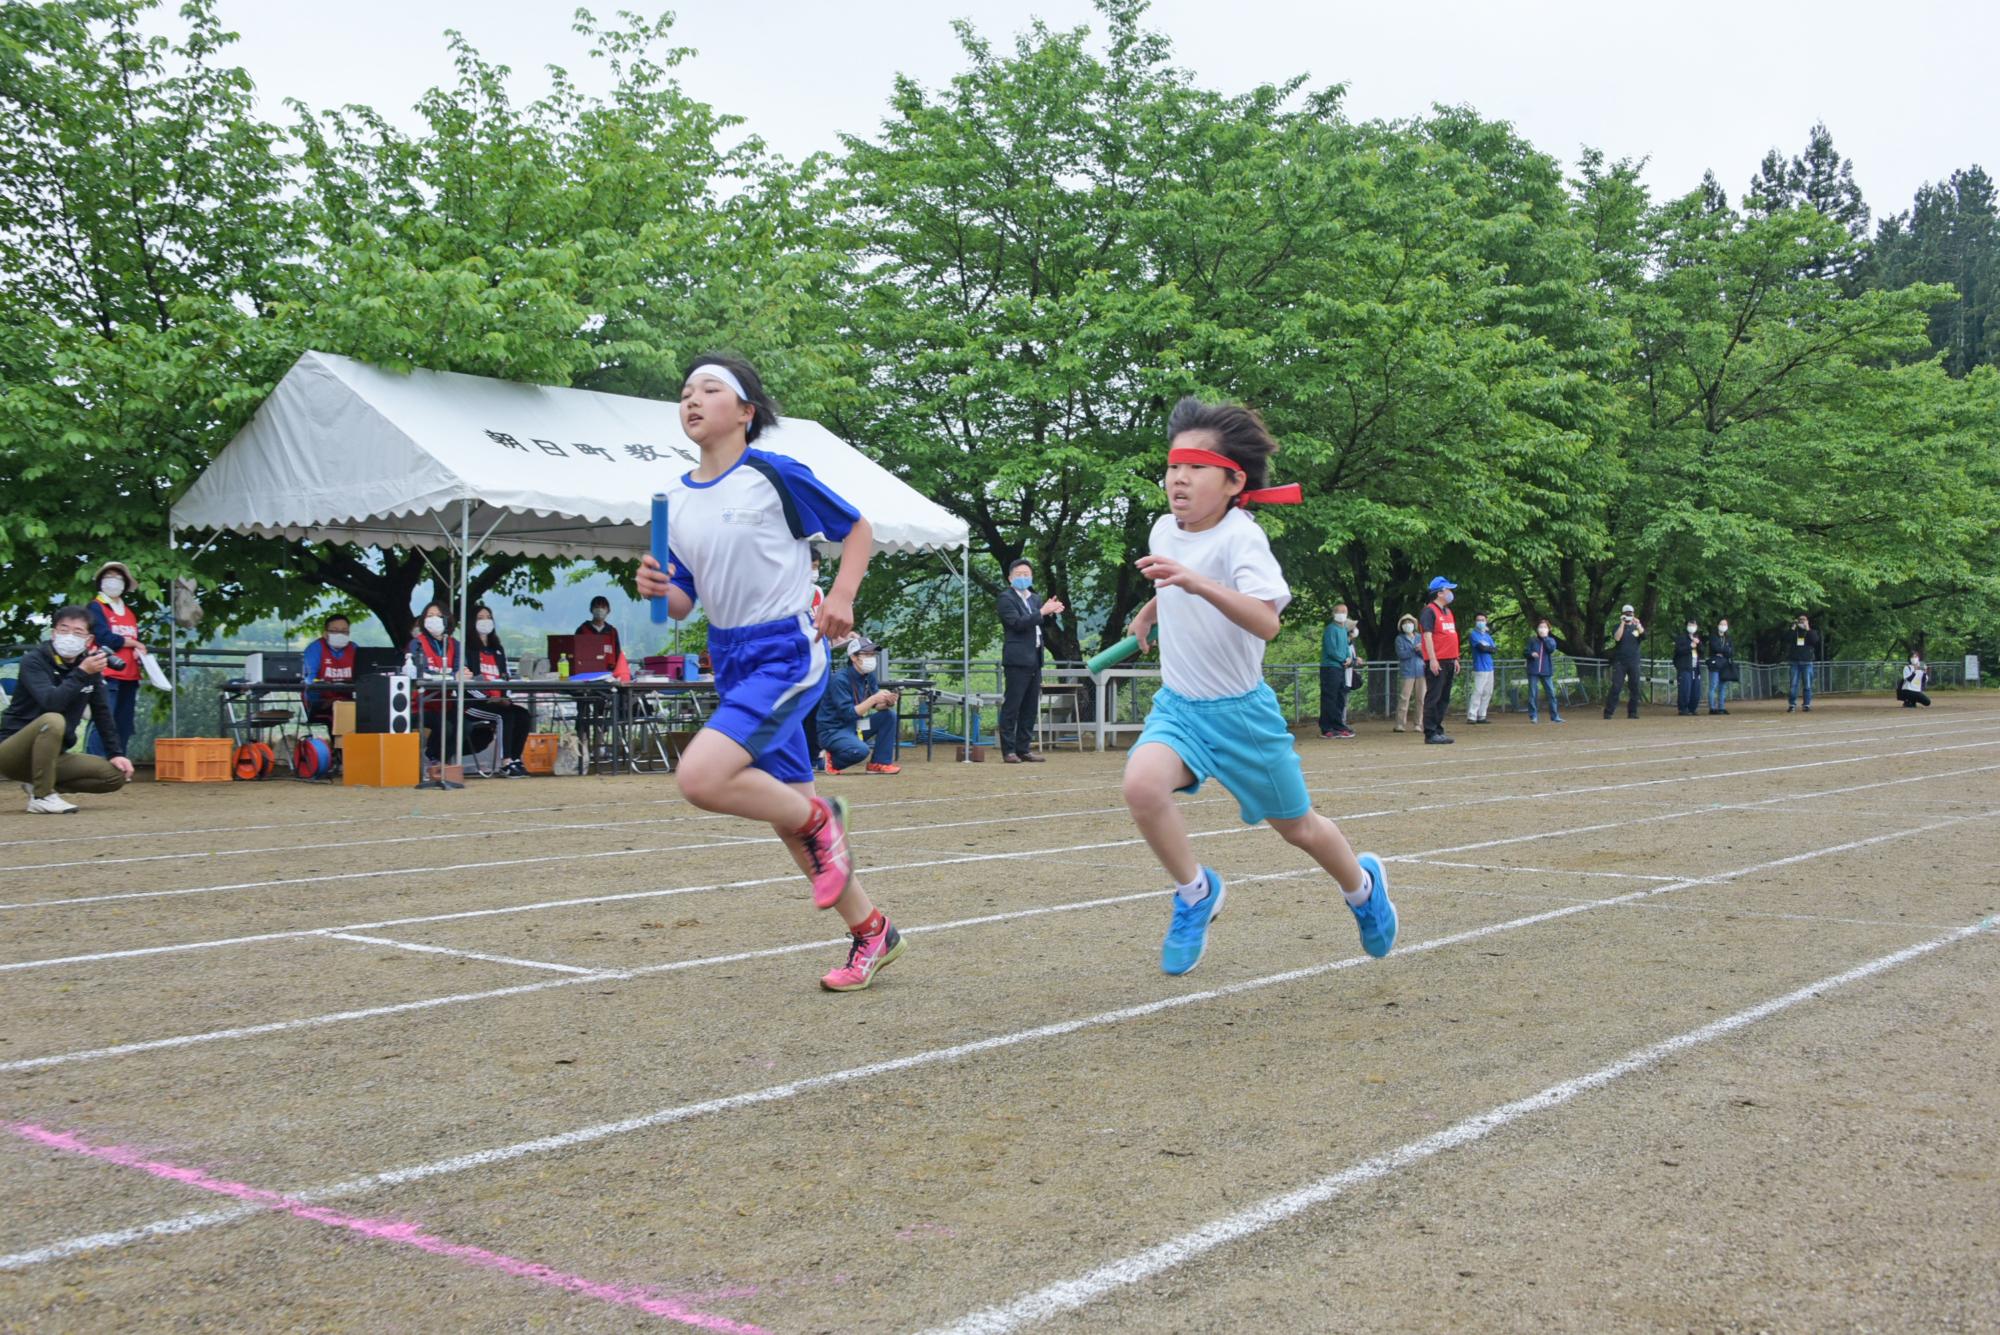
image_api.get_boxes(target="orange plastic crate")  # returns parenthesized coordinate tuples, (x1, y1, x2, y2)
(521, 733, 560, 775)
(155, 737, 234, 783)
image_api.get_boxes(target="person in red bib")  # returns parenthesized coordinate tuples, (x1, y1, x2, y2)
(1418, 575, 1460, 745)
(466, 603, 532, 777)
(405, 602, 492, 766)
(302, 613, 358, 727)
(84, 560, 144, 758)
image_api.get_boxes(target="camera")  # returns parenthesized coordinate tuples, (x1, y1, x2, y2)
(91, 647, 127, 673)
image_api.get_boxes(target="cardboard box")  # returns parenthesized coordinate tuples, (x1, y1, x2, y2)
(330, 701, 356, 736)
(341, 732, 421, 788)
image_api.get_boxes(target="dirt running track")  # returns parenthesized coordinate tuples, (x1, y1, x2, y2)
(1, 696, 1995, 1333)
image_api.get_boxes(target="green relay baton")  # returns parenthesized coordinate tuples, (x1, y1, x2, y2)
(1087, 635, 1143, 676)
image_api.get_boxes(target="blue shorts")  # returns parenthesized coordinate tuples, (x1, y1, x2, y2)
(1133, 683, 1312, 826)
(704, 612, 828, 786)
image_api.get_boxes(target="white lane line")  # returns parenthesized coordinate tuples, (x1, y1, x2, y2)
(0, 798, 1216, 912)
(9, 725, 1994, 914)
(0, 711, 1957, 852)
(1397, 858, 1680, 882)
(920, 911, 2000, 1335)
(0, 778, 1116, 852)
(6, 751, 1996, 974)
(0, 780, 1160, 874)
(318, 933, 621, 978)
(5, 808, 1992, 1274)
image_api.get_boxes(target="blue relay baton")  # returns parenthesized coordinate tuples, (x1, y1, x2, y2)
(650, 492, 671, 625)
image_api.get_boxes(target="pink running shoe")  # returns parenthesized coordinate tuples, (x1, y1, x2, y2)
(821, 919, 904, 992)
(799, 794, 855, 909)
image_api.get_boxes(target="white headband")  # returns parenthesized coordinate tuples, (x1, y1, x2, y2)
(685, 363, 749, 402)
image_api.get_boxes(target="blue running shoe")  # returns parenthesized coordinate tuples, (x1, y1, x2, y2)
(1349, 853, 1398, 958)
(1161, 868, 1226, 976)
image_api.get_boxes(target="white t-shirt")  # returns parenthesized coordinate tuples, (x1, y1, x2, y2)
(664, 448, 859, 630)
(1149, 508, 1291, 699)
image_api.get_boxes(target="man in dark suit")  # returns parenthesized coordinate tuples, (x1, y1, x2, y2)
(997, 558, 1064, 763)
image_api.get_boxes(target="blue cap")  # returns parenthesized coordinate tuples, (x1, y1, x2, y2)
(1427, 576, 1457, 593)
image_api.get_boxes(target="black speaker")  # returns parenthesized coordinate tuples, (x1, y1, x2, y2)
(357, 674, 413, 734)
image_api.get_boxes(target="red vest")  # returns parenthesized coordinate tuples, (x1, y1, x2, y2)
(1427, 603, 1460, 661)
(477, 648, 504, 699)
(415, 635, 459, 672)
(317, 639, 356, 683)
(95, 596, 141, 681)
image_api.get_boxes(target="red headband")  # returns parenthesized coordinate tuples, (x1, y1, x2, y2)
(1166, 446, 1303, 507)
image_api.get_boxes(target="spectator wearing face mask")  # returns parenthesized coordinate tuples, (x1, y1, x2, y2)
(1393, 614, 1424, 733)
(0, 605, 134, 813)
(1418, 576, 1460, 744)
(998, 558, 1064, 764)
(1318, 603, 1357, 739)
(576, 595, 621, 660)
(1706, 619, 1737, 715)
(1464, 612, 1498, 725)
(1897, 651, 1933, 707)
(84, 560, 145, 759)
(1673, 617, 1703, 716)
(817, 635, 901, 774)
(466, 603, 533, 777)
(302, 613, 357, 727)
(1523, 617, 1567, 723)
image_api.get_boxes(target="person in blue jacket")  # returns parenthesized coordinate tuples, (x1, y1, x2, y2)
(816, 634, 902, 774)
(1523, 616, 1567, 723)
(1464, 612, 1499, 724)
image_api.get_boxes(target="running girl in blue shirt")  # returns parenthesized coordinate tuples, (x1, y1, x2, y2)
(635, 355, 903, 992)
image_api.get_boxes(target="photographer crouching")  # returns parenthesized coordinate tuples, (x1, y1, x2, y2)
(0, 605, 134, 814)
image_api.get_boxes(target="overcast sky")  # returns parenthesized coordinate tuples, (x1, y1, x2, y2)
(197, 0, 1994, 221)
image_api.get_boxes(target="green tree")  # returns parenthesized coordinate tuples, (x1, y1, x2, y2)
(0, 0, 298, 640)
(1865, 166, 1999, 376)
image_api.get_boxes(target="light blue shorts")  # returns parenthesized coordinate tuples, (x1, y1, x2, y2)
(1133, 683, 1312, 826)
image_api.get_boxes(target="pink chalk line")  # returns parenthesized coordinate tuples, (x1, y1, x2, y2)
(5, 1123, 765, 1333)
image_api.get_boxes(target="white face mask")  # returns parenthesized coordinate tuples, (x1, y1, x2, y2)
(52, 632, 88, 658)
(1911, 656, 1921, 665)
(1536, 625, 1549, 636)
(854, 656, 877, 675)
(475, 619, 495, 635)
(424, 616, 446, 636)
(1686, 624, 1697, 634)
(326, 633, 351, 650)
(1718, 623, 1728, 633)
(592, 610, 607, 623)
(1475, 620, 1488, 630)
(99, 577, 125, 599)
(1401, 623, 1416, 634)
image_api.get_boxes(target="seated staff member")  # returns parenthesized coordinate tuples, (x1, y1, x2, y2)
(576, 595, 621, 661)
(466, 603, 532, 777)
(0, 605, 133, 813)
(405, 602, 491, 764)
(816, 634, 902, 774)
(301, 613, 356, 726)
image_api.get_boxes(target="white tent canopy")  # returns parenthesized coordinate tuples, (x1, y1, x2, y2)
(171, 350, 968, 560)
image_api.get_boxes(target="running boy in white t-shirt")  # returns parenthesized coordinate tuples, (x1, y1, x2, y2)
(1122, 398, 1398, 975)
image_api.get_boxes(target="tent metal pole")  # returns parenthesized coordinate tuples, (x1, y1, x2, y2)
(456, 499, 470, 778)
(168, 521, 178, 739)
(961, 536, 971, 764)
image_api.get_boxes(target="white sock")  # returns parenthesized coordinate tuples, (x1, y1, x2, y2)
(1341, 869, 1373, 908)
(1175, 873, 1209, 906)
